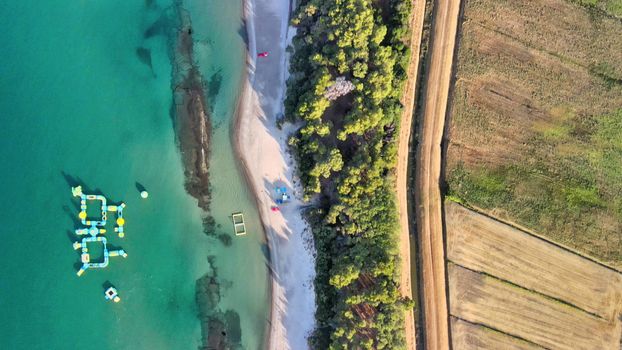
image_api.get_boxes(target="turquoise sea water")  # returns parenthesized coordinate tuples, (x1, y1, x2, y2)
(0, 1, 268, 349)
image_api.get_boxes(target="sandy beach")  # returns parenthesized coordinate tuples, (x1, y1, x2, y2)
(235, 0, 317, 349)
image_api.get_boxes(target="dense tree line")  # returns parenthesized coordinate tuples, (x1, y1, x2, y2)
(285, 0, 414, 348)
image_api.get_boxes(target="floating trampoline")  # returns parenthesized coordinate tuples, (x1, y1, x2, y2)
(105, 286, 121, 303)
(231, 212, 247, 236)
(70, 185, 129, 276)
(71, 186, 126, 238)
(73, 235, 127, 276)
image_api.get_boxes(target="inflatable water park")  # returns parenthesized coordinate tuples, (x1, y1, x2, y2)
(70, 186, 128, 277)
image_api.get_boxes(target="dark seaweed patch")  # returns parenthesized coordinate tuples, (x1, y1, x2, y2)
(203, 216, 233, 247)
(196, 257, 243, 350)
(224, 310, 242, 343)
(207, 70, 223, 112)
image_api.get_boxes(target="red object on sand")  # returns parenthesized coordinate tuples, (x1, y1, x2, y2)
(271, 206, 280, 212)
(257, 51, 269, 58)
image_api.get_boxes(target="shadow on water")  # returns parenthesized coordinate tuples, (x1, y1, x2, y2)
(135, 47, 157, 77)
(260, 242, 270, 263)
(102, 280, 114, 290)
(135, 181, 147, 193)
(144, 13, 174, 39)
(106, 243, 124, 252)
(60, 171, 108, 198)
(61, 202, 85, 231)
(62, 204, 78, 221)
(65, 230, 76, 243)
(237, 22, 248, 51)
(61, 171, 83, 189)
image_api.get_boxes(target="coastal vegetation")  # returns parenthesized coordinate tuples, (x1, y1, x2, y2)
(285, 0, 414, 348)
(445, 0, 622, 267)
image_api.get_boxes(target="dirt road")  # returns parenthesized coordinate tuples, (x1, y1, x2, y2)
(396, 0, 427, 348)
(414, 0, 462, 349)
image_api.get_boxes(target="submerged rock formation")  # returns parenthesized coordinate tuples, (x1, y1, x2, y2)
(195, 257, 243, 350)
(170, 3, 211, 210)
(167, 3, 240, 349)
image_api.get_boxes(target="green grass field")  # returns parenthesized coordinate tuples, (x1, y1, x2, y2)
(576, 0, 622, 16)
(446, 0, 622, 266)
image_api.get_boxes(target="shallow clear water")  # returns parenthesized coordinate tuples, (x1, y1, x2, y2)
(0, 0, 268, 349)
(185, 0, 270, 349)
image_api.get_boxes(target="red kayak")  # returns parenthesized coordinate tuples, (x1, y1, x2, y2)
(257, 51, 269, 58)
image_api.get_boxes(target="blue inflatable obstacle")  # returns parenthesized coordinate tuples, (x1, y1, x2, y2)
(70, 185, 128, 276)
(76, 193, 107, 227)
(110, 203, 126, 238)
(72, 236, 127, 276)
(71, 186, 126, 238)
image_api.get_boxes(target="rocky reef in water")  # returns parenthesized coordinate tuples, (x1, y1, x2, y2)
(196, 256, 243, 350)
(160, 2, 240, 349)
(170, 1, 212, 211)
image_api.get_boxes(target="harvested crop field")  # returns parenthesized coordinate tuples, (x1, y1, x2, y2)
(446, 201, 622, 320)
(446, 202, 622, 349)
(449, 264, 620, 349)
(450, 317, 543, 350)
(445, 0, 622, 266)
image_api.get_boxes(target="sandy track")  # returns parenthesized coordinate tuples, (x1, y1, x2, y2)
(396, 0, 427, 348)
(237, 0, 316, 349)
(413, 0, 462, 349)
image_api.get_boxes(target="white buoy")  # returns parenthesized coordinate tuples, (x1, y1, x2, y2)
(140, 190, 149, 199)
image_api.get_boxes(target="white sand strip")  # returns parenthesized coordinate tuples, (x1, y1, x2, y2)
(236, 0, 316, 349)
